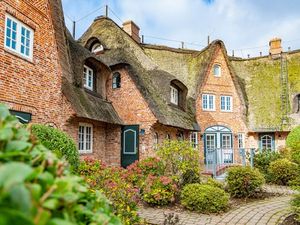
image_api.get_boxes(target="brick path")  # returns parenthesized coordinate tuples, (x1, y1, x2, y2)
(138, 185, 296, 225)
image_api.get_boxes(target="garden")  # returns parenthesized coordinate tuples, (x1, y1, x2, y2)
(0, 104, 299, 225)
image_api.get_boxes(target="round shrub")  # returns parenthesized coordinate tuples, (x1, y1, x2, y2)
(205, 177, 225, 189)
(31, 124, 79, 170)
(181, 184, 229, 213)
(286, 126, 300, 164)
(141, 175, 177, 206)
(268, 158, 299, 185)
(253, 150, 282, 177)
(226, 166, 265, 198)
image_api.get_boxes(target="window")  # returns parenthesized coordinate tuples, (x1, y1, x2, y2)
(261, 135, 273, 150)
(165, 134, 171, 140)
(170, 86, 179, 105)
(177, 131, 184, 141)
(202, 94, 215, 111)
(112, 72, 121, 89)
(91, 43, 104, 54)
(83, 65, 94, 91)
(221, 96, 232, 112)
(78, 123, 93, 153)
(190, 132, 198, 148)
(222, 134, 232, 149)
(5, 14, 34, 59)
(213, 64, 221, 77)
(153, 132, 159, 149)
(238, 133, 245, 149)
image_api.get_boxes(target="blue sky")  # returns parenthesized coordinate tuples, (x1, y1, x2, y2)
(62, 0, 300, 58)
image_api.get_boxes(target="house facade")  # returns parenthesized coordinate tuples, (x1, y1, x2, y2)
(0, 0, 299, 169)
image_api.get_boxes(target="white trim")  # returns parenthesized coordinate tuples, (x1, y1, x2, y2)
(4, 14, 34, 60)
(238, 133, 245, 149)
(123, 129, 137, 154)
(83, 65, 94, 91)
(78, 123, 93, 154)
(170, 86, 179, 105)
(190, 132, 198, 148)
(202, 94, 216, 111)
(220, 95, 233, 112)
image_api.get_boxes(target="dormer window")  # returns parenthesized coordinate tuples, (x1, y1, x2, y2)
(91, 43, 104, 54)
(213, 64, 221, 77)
(170, 86, 179, 105)
(83, 65, 94, 91)
(112, 72, 121, 89)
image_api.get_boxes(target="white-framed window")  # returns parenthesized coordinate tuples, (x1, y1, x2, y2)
(91, 43, 104, 54)
(261, 135, 273, 150)
(213, 64, 221, 77)
(5, 14, 34, 60)
(83, 65, 94, 91)
(153, 132, 159, 149)
(220, 96, 232, 112)
(190, 132, 198, 148)
(78, 123, 93, 154)
(202, 94, 215, 111)
(238, 133, 245, 149)
(170, 86, 179, 105)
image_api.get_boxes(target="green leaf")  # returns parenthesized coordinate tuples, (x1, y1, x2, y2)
(43, 198, 59, 210)
(0, 162, 33, 190)
(9, 183, 32, 215)
(0, 207, 34, 225)
(38, 171, 55, 186)
(5, 140, 32, 152)
(0, 105, 10, 120)
(28, 183, 42, 201)
(0, 127, 14, 140)
(47, 218, 75, 225)
(36, 209, 51, 225)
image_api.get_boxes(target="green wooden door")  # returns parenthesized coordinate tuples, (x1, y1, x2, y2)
(121, 125, 139, 168)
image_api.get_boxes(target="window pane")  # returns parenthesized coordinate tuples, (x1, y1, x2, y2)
(209, 95, 214, 109)
(203, 95, 207, 109)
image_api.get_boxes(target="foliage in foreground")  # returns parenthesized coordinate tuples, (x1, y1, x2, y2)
(181, 184, 229, 213)
(291, 187, 300, 222)
(286, 126, 300, 164)
(31, 124, 79, 171)
(0, 104, 121, 225)
(226, 166, 265, 198)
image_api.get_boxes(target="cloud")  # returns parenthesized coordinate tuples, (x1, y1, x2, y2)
(62, 0, 300, 57)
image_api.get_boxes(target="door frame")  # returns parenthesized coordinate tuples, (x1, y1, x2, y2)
(121, 125, 139, 168)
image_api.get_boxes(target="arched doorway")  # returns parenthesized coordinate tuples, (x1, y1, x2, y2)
(204, 125, 233, 167)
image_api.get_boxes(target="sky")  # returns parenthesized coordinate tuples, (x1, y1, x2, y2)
(62, 0, 300, 58)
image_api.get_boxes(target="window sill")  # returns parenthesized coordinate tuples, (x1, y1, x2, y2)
(202, 109, 216, 112)
(84, 88, 102, 98)
(221, 110, 233, 113)
(4, 48, 34, 64)
(169, 103, 185, 111)
(79, 151, 93, 155)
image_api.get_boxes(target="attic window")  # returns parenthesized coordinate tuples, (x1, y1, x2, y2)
(170, 86, 179, 105)
(83, 65, 94, 91)
(91, 43, 104, 54)
(213, 64, 221, 77)
(295, 94, 300, 113)
(112, 72, 121, 89)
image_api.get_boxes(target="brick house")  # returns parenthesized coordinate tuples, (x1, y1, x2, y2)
(0, 0, 299, 169)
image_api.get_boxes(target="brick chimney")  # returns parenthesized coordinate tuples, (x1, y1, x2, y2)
(269, 38, 282, 58)
(122, 20, 140, 43)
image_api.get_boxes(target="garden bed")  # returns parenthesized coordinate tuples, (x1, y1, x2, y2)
(280, 214, 300, 225)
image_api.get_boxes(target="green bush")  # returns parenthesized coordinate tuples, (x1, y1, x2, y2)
(157, 140, 201, 185)
(286, 126, 300, 164)
(253, 150, 282, 180)
(291, 187, 300, 222)
(180, 184, 229, 213)
(31, 124, 79, 170)
(0, 104, 121, 225)
(268, 158, 299, 185)
(181, 169, 201, 186)
(205, 177, 225, 189)
(226, 166, 265, 198)
(141, 175, 177, 206)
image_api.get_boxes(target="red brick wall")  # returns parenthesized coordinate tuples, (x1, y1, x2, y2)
(196, 45, 248, 163)
(0, 0, 66, 128)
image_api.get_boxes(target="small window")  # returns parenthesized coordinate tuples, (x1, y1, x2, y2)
(177, 131, 184, 141)
(202, 94, 215, 111)
(170, 86, 179, 105)
(91, 43, 104, 54)
(213, 64, 221, 77)
(153, 132, 159, 149)
(238, 133, 245, 149)
(83, 65, 94, 91)
(190, 132, 198, 148)
(112, 72, 121, 89)
(165, 134, 171, 140)
(78, 123, 93, 154)
(261, 135, 273, 150)
(5, 14, 34, 60)
(220, 96, 232, 112)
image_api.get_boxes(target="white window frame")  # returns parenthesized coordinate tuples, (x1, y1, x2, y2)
(190, 132, 198, 148)
(153, 132, 159, 150)
(220, 95, 233, 112)
(202, 94, 215, 111)
(238, 133, 245, 149)
(83, 65, 94, 91)
(170, 86, 179, 105)
(213, 64, 221, 77)
(4, 14, 34, 60)
(261, 135, 273, 150)
(78, 123, 93, 154)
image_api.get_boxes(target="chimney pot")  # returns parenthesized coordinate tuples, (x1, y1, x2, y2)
(122, 20, 141, 43)
(269, 38, 282, 58)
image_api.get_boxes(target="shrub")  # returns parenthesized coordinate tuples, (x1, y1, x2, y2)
(253, 150, 282, 180)
(156, 140, 201, 184)
(205, 177, 225, 189)
(141, 175, 177, 206)
(31, 124, 79, 170)
(181, 169, 201, 186)
(79, 159, 141, 225)
(268, 158, 299, 185)
(291, 187, 300, 222)
(0, 104, 121, 225)
(286, 126, 300, 164)
(226, 166, 265, 198)
(180, 184, 229, 213)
